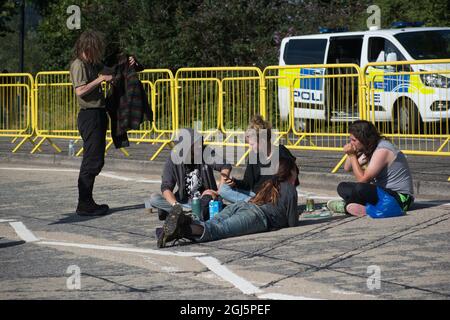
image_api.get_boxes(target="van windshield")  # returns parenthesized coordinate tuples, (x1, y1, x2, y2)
(394, 30, 450, 60)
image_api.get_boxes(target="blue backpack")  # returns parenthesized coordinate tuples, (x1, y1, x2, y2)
(366, 187, 405, 219)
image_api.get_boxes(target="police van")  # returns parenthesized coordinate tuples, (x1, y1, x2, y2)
(278, 23, 450, 132)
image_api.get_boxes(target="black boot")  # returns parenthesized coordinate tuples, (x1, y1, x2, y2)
(157, 209, 169, 221)
(157, 204, 193, 248)
(76, 199, 109, 216)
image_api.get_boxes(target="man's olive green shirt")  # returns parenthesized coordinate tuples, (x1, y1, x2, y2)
(69, 58, 105, 109)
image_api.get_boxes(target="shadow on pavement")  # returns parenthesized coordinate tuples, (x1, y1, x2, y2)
(49, 203, 145, 225)
(408, 200, 450, 211)
(0, 240, 26, 249)
(299, 215, 350, 226)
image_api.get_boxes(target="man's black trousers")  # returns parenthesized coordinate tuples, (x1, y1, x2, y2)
(77, 108, 107, 203)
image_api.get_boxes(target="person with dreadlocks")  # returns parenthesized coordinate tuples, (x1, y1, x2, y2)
(156, 157, 299, 248)
(327, 120, 414, 217)
(69, 30, 136, 216)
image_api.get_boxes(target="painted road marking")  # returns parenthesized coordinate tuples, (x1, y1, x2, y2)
(258, 293, 317, 300)
(196, 256, 263, 295)
(136, 179, 163, 184)
(0, 219, 16, 223)
(39, 241, 206, 257)
(99, 172, 134, 181)
(0, 167, 161, 184)
(0, 167, 78, 173)
(196, 256, 319, 300)
(9, 222, 39, 242)
(6, 220, 319, 300)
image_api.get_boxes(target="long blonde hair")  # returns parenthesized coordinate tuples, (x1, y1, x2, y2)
(246, 114, 272, 144)
(73, 30, 105, 65)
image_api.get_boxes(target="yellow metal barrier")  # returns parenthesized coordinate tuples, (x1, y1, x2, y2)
(4, 62, 449, 181)
(129, 69, 176, 160)
(175, 67, 264, 166)
(33, 71, 76, 153)
(33, 69, 175, 159)
(0, 73, 36, 152)
(363, 59, 450, 159)
(34, 71, 127, 156)
(263, 64, 363, 171)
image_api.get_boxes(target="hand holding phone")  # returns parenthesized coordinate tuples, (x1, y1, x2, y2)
(221, 172, 235, 187)
(220, 172, 230, 180)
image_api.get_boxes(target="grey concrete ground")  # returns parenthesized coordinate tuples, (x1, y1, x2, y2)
(1, 150, 450, 300)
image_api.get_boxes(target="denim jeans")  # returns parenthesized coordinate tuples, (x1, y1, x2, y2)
(219, 184, 255, 203)
(149, 193, 191, 212)
(196, 201, 268, 242)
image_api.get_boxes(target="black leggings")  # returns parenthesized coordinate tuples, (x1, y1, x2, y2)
(337, 182, 402, 207)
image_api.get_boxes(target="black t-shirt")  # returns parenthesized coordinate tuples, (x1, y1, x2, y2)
(184, 164, 204, 198)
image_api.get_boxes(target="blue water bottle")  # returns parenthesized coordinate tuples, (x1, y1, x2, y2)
(209, 198, 223, 220)
(208, 200, 217, 220)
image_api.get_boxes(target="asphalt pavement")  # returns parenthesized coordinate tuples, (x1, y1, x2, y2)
(1, 147, 450, 300)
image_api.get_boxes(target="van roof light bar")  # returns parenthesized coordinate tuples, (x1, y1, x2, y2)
(391, 21, 425, 28)
(319, 27, 349, 34)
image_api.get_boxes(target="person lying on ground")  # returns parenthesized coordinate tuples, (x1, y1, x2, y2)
(157, 157, 300, 248)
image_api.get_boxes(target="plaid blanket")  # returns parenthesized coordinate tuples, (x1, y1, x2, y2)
(106, 56, 152, 148)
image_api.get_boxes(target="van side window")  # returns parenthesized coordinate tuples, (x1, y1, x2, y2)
(283, 39, 327, 65)
(368, 37, 406, 62)
(326, 36, 363, 65)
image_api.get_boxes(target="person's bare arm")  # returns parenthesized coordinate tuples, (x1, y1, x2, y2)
(344, 153, 352, 172)
(75, 74, 112, 97)
(343, 144, 369, 172)
(162, 189, 178, 206)
(349, 148, 391, 183)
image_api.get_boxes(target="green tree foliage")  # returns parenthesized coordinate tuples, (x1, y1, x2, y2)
(1, 0, 449, 73)
(373, 0, 449, 28)
(0, 0, 17, 37)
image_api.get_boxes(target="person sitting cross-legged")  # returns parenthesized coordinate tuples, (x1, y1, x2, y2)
(327, 120, 414, 217)
(149, 128, 231, 222)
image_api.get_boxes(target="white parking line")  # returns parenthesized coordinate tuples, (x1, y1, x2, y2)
(196, 256, 263, 295)
(99, 172, 134, 181)
(6, 220, 319, 300)
(0, 167, 78, 173)
(9, 222, 40, 242)
(136, 179, 162, 184)
(257, 293, 317, 300)
(0, 219, 16, 223)
(196, 256, 319, 300)
(99, 173, 162, 184)
(0, 167, 162, 184)
(39, 241, 206, 257)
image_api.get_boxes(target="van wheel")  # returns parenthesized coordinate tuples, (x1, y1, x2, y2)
(394, 99, 422, 134)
